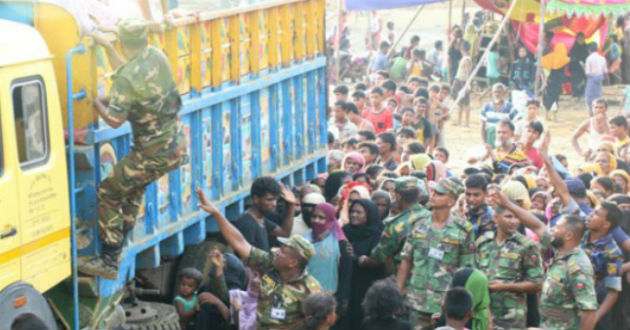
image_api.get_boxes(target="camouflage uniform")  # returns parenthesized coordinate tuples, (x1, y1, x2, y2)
(466, 203, 495, 239)
(247, 236, 322, 330)
(539, 230, 597, 330)
(402, 177, 475, 329)
(80, 19, 187, 279)
(581, 231, 624, 328)
(475, 231, 543, 329)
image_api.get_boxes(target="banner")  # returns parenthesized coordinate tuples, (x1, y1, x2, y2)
(345, 0, 445, 11)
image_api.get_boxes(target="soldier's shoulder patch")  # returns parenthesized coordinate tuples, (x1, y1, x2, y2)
(305, 275, 321, 293)
(530, 253, 539, 262)
(454, 217, 474, 232)
(575, 281, 586, 290)
(262, 274, 277, 289)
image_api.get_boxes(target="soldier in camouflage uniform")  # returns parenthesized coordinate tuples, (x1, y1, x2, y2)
(197, 189, 321, 330)
(475, 204, 543, 329)
(79, 19, 187, 279)
(488, 189, 598, 330)
(397, 178, 475, 330)
(358, 177, 430, 275)
(581, 201, 624, 329)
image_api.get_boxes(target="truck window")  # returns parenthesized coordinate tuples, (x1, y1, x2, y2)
(11, 78, 49, 167)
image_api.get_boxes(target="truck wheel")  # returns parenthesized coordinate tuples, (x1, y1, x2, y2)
(121, 301, 179, 330)
(0, 282, 57, 330)
(176, 241, 226, 279)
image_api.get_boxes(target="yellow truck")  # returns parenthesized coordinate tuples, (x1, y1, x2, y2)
(0, 0, 327, 328)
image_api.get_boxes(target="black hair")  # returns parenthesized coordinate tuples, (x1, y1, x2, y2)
(465, 174, 488, 191)
(379, 41, 390, 50)
(371, 87, 384, 96)
(609, 115, 628, 129)
(461, 40, 471, 52)
(11, 313, 49, 330)
(352, 90, 366, 99)
(497, 118, 515, 132)
(435, 147, 450, 161)
(563, 214, 586, 239)
(411, 35, 420, 43)
(528, 120, 544, 135)
(608, 193, 630, 206)
(178, 267, 203, 287)
(406, 142, 426, 155)
(593, 176, 614, 194)
(251, 176, 281, 198)
(555, 153, 567, 163)
(302, 293, 336, 330)
(415, 87, 429, 99)
(353, 172, 371, 184)
(328, 131, 335, 145)
(354, 82, 368, 91)
(365, 164, 385, 180)
(545, 31, 555, 41)
(593, 97, 608, 108)
(333, 85, 349, 95)
(334, 100, 346, 108)
(610, 34, 618, 43)
(398, 85, 412, 94)
(429, 84, 441, 93)
(526, 99, 541, 107)
(435, 40, 443, 48)
(381, 80, 397, 93)
(342, 102, 359, 115)
(376, 70, 390, 79)
(398, 127, 416, 139)
(408, 76, 422, 84)
(440, 84, 451, 92)
(342, 138, 358, 148)
(601, 201, 622, 232)
(444, 287, 473, 321)
(377, 132, 396, 151)
(358, 142, 379, 155)
(362, 280, 404, 321)
(589, 42, 598, 53)
(358, 130, 376, 141)
(578, 172, 593, 190)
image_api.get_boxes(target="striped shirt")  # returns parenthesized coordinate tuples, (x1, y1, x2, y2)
(480, 101, 518, 126)
(493, 144, 531, 174)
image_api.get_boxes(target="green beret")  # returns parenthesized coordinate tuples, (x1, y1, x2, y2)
(278, 235, 315, 261)
(118, 18, 148, 47)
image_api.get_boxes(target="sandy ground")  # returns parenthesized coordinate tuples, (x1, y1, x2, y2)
(327, 3, 630, 174)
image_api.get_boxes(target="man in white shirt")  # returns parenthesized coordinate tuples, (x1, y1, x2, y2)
(585, 42, 607, 116)
(328, 100, 358, 143)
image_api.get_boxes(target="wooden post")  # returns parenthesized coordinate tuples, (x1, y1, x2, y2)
(534, 0, 546, 99)
(335, 0, 344, 83)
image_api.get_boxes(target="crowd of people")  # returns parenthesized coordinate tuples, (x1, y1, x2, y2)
(162, 10, 630, 330)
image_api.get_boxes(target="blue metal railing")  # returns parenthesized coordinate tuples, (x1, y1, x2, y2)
(66, 44, 87, 330)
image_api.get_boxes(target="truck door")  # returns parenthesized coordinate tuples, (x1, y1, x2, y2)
(0, 75, 21, 290)
(11, 74, 70, 291)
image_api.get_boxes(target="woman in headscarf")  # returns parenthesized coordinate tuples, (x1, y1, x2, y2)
(371, 190, 391, 223)
(343, 199, 386, 330)
(410, 153, 431, 171)
(611, 169, 630, 194)
(305, 203, 352, 328)
(338, 182, 372, 225)
(580, 151, 618, 177)
(324, 171, 352, 203)
(425, 160, 447, 182)
(342, 152, 366, 175)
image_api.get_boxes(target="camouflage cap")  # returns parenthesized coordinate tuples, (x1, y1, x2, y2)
(430, 177, 464, 197)
(277, 235, 315, 261)
(394, 176, 427, 195)
(118, 18, 148, 47)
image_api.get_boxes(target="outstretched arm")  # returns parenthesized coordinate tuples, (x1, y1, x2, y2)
(196, 188, 252, 259)
(539, 131, 572, 207)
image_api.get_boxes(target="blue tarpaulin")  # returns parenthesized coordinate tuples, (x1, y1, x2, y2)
(344, 0, 445, 11)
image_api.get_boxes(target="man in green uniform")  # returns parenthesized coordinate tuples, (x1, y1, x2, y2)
(475, 204, 543, 329)
(358, 177, 430, 275)
(196, 189, 322, 330)
(79, 19, 187, 279)
(397, 178, 475, 329)
(488, 189, 598, 330)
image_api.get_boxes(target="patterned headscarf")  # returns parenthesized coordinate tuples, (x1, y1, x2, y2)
(311, 203, 347, 242)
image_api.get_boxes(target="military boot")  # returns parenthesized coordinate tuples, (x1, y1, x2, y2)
(78, 244, 121, 280)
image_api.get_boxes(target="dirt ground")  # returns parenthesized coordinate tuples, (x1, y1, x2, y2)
(330, 3, 629, 174)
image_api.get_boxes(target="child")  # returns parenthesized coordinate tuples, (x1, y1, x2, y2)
(363, 87, 393, 134)
(301, 293, 338, 330)
(435, 287, 473, 330)
(174, 267, 203, 330)
(230, 272, 261, 330)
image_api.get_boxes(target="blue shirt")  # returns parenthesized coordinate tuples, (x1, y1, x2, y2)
(486, 51, 500, 78)
(466, 204, 495, 239)
(582, 232, 623, 292)
(370, 52, 390, 72)
(480, 101, 518, 126)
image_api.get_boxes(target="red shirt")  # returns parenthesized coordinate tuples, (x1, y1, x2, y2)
(524, 146, 543, 169)
(363, 108, 393, 134)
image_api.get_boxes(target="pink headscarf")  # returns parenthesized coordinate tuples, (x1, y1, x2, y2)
(312, 203, 347, 242)
(425, 160, 447, 182)
(342, 152, 366, 174)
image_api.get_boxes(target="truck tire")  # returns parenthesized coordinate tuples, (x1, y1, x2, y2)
(0, 282, 57, 330)
(176, 241, 226, 278)
(121, 301, 179, 330)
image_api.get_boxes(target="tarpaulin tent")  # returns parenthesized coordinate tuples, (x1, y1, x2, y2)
(474, 0, 630, 53)
(344, 0, 445, 11)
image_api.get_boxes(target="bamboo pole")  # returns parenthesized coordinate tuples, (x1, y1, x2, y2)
(534, 0, 546, 98)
